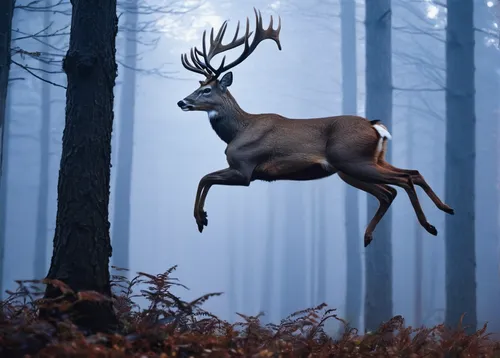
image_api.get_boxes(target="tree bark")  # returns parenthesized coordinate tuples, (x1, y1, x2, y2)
(364, 0, 393, 332)
(474, 0, 500, 334)
(111, 1, 138, 273)
(43, 0, 119, 333)
(34, 0, 52, 281)
(341, 0, 362, 331)
(444, 0, 476, 333)
(0, 0, 14, 296)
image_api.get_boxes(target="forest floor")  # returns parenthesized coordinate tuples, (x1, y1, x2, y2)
(1, 266, 499, 357)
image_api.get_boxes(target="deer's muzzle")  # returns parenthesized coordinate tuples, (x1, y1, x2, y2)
(177, 100, 194, 111)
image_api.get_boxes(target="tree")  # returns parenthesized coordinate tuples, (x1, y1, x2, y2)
(406, 96, 424, 328)
(340, 0, 362, 330)
(33, 0, 53, 281)
(260, 188, 276, 323)
(111, 0, 138, 273)
(474, 0, 500, 333)
(444, 0, 476, 333)
(312, 184, 328, 306)
(364, 0, 393, 332)
(43, 0, 119, 333)
(0, 0, 14, 177)
(0, 1, 14, 295)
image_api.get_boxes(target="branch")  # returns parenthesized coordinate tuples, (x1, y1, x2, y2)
(393, 86, 444, 92)
(11, 60, 67, 89)
(116, 59, 179, 79)
(15, 0, 71, 15)
(12, 23, 70, 41)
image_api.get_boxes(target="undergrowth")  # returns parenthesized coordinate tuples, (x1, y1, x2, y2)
(0, 266, 499, 357)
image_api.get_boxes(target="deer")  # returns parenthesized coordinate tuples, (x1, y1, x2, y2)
(176, 8, 454, 247)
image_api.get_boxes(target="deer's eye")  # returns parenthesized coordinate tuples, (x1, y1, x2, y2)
(202, 87, 211, 94)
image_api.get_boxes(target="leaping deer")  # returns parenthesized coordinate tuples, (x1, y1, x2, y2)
(177, 8, 454, 247)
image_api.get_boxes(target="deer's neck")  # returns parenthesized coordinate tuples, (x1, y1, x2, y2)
(207, 93, 250, 144)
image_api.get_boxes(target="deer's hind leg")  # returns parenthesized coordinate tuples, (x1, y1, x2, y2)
(331, 159, 438, 237)
(338, 172, 397, 247)
(377, 160, 454, 215)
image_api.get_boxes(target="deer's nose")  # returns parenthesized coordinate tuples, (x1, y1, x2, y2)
(177, 100, 186, 108)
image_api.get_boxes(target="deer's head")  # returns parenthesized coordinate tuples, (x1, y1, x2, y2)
(177, 8, 282, 114)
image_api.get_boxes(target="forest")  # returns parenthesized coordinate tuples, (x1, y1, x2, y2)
(0, 0, 499, 356)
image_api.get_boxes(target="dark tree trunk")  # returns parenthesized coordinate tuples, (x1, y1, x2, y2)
(474, 0, 500, 334)
(364, 0, 393, 332)
(34, 0, 52, 280)
(0, 0, 14, 296)
(0, 0, 14, 176)
(43, 0, 119, 333)
(111, 1, 138, 273)
(341, 0, 362, 331)
(444, 0, 476, 333)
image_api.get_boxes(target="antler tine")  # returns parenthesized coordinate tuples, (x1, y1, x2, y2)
(181, 52, 206, 76)
(200, 29, 218, 75)
(211, 8, 282, 76)
(190, 48, 206, 71)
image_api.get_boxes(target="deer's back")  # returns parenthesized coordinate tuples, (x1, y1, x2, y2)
(245, 113, 376, 148)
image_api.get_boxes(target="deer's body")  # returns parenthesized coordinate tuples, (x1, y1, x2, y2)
(211, 100, 384, 182)
(177, 9, 454, 246)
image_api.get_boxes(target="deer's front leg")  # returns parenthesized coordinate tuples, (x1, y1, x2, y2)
(194, 167, 252, 232)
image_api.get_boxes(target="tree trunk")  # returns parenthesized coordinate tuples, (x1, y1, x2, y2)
(341, 0, 362, 331)
(33, 0, 52, 280)
(0, 0, 14, 180)
(474, 0, 500, 334)
(405, 98, 424, 328)
(315, 182, 327, 304)
(0, 0, 14, 295)
(43, 0, 119, 333)
(260, 188, 275, 323)
(281, 186, 307, 317)
(444, 0, 476, 333)
(364, 0, 393, 332)
(111, 1, 138, 273)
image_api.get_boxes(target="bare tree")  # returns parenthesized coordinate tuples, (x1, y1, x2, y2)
(340, 0, 361, 331)
(364, 0, 393, 332)
(42, 0, 119, 332)
(111, 0, 137, 274)
(0, 0, 15, 296)
(0, 1, 14, 180)
(33, 0, 53, 282)
(474, 0, 500, 334)
(444, 0, 476, 333)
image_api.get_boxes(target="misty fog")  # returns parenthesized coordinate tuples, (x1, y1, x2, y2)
(1, 0, 499, 337)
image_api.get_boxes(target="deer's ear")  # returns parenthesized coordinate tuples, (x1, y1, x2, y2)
(219, 72, 233, 92)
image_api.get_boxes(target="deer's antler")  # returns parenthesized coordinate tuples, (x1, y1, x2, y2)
(181, 8, 282, 81)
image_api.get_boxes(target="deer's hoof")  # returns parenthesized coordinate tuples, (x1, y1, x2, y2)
(364, 234, 373, 247)
(426, 223, 438, 236)
(443, 205, 454, 215)
(195, 211, 208, 233)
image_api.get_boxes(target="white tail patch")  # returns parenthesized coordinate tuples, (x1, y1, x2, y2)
(372, 123, 392, 140)
(372, 123, 392, 158)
